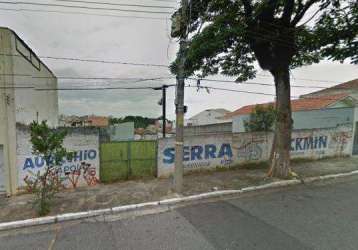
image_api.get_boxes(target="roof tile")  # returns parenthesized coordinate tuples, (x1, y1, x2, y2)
(225, 93, 349, 118)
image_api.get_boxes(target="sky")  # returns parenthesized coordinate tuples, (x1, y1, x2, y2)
(1, 0, 358, 120)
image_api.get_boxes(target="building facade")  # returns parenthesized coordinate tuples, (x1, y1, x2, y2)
(185, 108, 231, 126)
(0, 27, 58, 194)
(229, 94, 356, 133)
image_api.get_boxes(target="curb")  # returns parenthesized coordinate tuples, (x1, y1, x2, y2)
(1, 170, 358, 231)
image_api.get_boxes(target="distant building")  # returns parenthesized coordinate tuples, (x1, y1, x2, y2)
(106, 122, 134, 141)
(0, 27, 58, 194)
(59, 115, 109, 128)
(184, 122, 232, 136)
(186, 109, 231, 126)
(155, 119, 173, 134)
(227, 93, 357, 133)
(85, 115, 109, 127)
(301, 78, 358, 99)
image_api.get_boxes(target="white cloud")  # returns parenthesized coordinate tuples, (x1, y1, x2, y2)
(1, 3, 357, 120)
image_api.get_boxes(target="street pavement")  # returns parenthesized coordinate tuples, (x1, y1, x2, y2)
(2, 176, 358, 250)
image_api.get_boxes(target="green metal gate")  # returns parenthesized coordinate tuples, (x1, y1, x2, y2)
(353, 123, 358, 155)
(100, 140, 157, 183)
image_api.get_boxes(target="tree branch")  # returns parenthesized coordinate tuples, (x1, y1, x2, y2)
(281, 0, 295, 24)
(242, 0, 253, 19)
(291, 0, 319, 26)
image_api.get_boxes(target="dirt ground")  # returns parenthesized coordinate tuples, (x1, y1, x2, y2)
(0, 157, 357, 223)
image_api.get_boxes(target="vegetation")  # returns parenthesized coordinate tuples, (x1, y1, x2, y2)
(109, 116, 157, 129)
(244, 105, 277, 132)
(170, 0, 358, 178)
(29, 121, 69, 216)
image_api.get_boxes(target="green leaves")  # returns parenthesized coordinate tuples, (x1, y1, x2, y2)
(30, 120, 67, 166)
(244, 104, 277, 132)
(29, 120, 69, 216)
(171, 0, 358, 79)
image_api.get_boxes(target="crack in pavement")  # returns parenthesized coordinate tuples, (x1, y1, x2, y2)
(47, 224, 61, 250)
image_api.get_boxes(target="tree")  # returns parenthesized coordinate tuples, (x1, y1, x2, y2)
(171, 0, 358, 178)
(30, 121, 68, 216)
(244, 104, 276, 132)
(109, 116, 158, 129)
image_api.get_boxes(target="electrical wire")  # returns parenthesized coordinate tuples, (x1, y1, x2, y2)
(0, 53, 169, 68)
(0, 72, 351, 90)
(0, 82, 354, 103)
(0, 7, 168, 20)
(187, 85, 353, 101)
(0, 1, 173, 14)
(55, 0, 175, 9)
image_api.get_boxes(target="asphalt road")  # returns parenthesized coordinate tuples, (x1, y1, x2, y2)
(2, 176, 358, 250)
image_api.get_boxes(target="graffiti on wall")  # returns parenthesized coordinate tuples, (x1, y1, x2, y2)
(162, 143, 233, 166)
(158, 126, 354, 177)
(158, 138, 234, 176)
(19, 149, 99, 189)
(291, 136, 328, 151)
(235, 138, 265, 161)
(329, 130, 352, 153)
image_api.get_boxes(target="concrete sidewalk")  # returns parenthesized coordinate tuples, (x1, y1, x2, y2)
(0, 157, 357, 223)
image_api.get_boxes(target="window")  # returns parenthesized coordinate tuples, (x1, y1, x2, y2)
(15, 38, 41, 71)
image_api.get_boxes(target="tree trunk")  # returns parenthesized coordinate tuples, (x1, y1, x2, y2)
(269, 67, 292, 178)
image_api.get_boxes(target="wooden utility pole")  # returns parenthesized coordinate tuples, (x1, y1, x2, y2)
(174, 0, 189, 193)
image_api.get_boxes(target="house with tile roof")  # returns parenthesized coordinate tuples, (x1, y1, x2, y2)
(301, 78, 358, 98)
(226, 93, 357, 133)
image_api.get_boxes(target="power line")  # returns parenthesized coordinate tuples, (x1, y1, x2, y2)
(0, 1, 173, 14)
(0, 7, 168, 20)
(0, 83, 353, 102)
(0, 70, 347, 89)
(188, 78, 328, 89)
(0, 84, 176, 90)
(55, 0, 175, 9)
(187, 85, 352, 101)
(0, 53, 169, 68)
(0, 70, 341, 88)
(0, 72, 345, 89)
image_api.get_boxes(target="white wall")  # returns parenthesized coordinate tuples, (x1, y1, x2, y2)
(9, 29, 58, 127)
(158, 134, 233, 177)
(157, 125, 354, 177)
(0, 27, 18, 195)
(233, 108, 355, 133)
(0, 145, 4, 192)
(186, 110, 230, 126)
(16, 126, 100, 189)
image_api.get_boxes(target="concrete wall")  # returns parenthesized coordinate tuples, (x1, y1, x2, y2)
(186, 110, 230, 126)
(157, 124, 354, 177)
(0, 145, 4, 192)
(107, 122, 134, 141)
(184, 122, 232, 136)
(233, 107, 354, 133)
(16, 125, 100, 190)
(352, 106, 358, 155)
(8, 28, 58, 127)
(0, 27, 59, 195)
(0, 27, 17, 195)
(158, 134, 233, 177)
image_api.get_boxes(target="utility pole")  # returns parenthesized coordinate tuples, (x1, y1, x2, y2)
(154, 85, 168, 138)
(174, 0, 189, 193)
(162, 85, 167, 138)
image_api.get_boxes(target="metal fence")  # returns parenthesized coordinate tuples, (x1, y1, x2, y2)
(100, 140, 157, 182)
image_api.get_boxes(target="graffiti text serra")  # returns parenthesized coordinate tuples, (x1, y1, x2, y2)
(291, 136, 327, 151)
(22, 149, 97, 170)
(163, 144, 233, 164)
